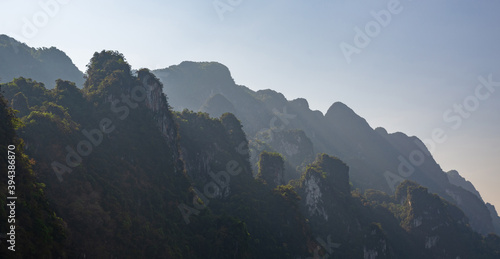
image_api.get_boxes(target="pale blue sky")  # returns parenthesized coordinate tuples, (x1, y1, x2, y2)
(2, 0, 499, 209)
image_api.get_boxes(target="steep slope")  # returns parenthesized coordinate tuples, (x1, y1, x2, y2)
(393, 180, 498, 258)
(486, 203, 500, 234)
(0, 35, 84, 88)
(378, 129, 495, 235)
(174, 111, 314, 258)
(153, 62, 274, 135)
(446, 170, 483, 201)
(447, 169, 500, 236)
(251, 128, 315, 181)
(1, 52, 199, 258)
(153, 61, 498, 236)
(290, 154, 500, 258)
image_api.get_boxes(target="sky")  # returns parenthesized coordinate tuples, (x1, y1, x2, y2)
(1, 0, 499, 210)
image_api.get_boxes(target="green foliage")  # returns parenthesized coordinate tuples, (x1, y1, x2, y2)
(0, 93, 67, 258)
(256, 151, 285, 187)
(273, 185, 300, 204)
(83, 50, 133, 99)
(364, 189, 394, 204)
(175, 110, 312, 258)
(2, 50, 500, 258)
(1, 77, 49, 108)
(11, 92, 30, 117)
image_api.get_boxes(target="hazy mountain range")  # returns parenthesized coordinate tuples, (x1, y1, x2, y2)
(153, 60, 500, 236)
(1, 35, 499, 258)
(0, 35, 84, 88)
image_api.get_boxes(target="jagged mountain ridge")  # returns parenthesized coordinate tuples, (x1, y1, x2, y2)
(0, 37, 499, 257)
(153, 61, 500, 236)
(0, 51, 316, 258)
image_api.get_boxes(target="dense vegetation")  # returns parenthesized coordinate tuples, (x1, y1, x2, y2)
(1, 47, 499, 258)
(0, 35, 84, 88)
(0, 93, 66, 258)
(154, 61, 500, 237)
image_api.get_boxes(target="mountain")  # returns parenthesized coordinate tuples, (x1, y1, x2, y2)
(447, 170, 483, 201)
(0, 35, 84, 88)
(447, 169, 500, 236)
(153, 61, 500, 236)
(487, 203, 500, 234)
(1, 39, 499, 257)
(0, 51, 316, 258)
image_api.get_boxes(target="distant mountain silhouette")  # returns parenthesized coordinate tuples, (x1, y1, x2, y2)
(447, 170, 483, 201)
(200, 93, 236, 118)
(0, 34, 84, 88)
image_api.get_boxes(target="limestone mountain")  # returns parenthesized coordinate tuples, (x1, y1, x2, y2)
(1, 38, 500, 257)
(153, 61, 500, 236)
(0, 35, 84, 88)
(1, 51, 316, 258)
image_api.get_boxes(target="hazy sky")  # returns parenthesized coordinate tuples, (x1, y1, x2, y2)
(2, 0, 499, 209)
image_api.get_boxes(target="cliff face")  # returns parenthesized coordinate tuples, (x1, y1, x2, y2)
(153, 60, 499, 236)
(290, 155, 500, 258)
(137, 69, 180, 162)
(174, 111, 314, 258)
(394, 181, 494, 258)
(253, 129, 314, 181)
(294, 154, 373, 257)
(377, 129, 496, 235)
(296, 156, 351, 223)
(175, 110, 252, 198)
(301, 167, 330, 221)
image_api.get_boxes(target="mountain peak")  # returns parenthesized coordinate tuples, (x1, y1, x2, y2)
(177, 61, 233, 82)
(325, 102, 355, 117)
(290, 98, 309, 109)
(375, 127, 388, 136)
(325, 101, 370, 129)
(0, 34, 17, 42)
